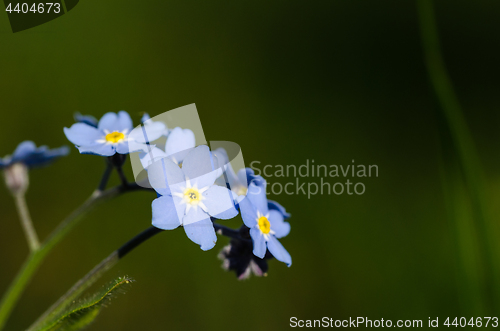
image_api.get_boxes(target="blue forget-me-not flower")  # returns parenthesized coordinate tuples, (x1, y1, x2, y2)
(64, 111, 165, 156)
(148, 145, 238, 251)
(1, 141, 69, 194)
(218, 237, 274, 280)
(213, 148, 288, 219)
(239, 177, 292, 266)
(0, 141, 69, 169)
(213, 148, 254, 198)
(139, 126, 196, 168)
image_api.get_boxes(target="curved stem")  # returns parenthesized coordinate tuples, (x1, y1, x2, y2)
(28, 252, 120, 331)
(13, 193, 40, 252)
(417, 0, 496, 312)
(28, 227, 163, 331)
(28, 223, 247, 330)
(0, 183, 146, 330)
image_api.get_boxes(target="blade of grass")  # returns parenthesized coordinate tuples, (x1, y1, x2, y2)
(417, 0, 498, 312)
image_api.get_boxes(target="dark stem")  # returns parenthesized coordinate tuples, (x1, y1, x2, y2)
(97, 162, 113, 192)
(107, 154, 129, 187)
(213, 223, 251, 242)
(29, 221, 246, 330)
(123, 181, 156, 193)
(1, 182, 154, 331)
(118, 226, 164, 258)
(28, 226, 163, 331)
(115, 166, 129, 187)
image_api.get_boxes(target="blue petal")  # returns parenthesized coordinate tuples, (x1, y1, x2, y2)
(245, 168, 258, 185)
(64, 124, 103, 147)
(183, 206, 211, 226)
(117, 111, 133, 131)
(212, 147, 229, 171)
(139, 146, 167, 169)
(268, 210, 290, 238)
(237, 168, 248, 187)
(210, 149, 225, 180)
(238, 195, 258, 228)
(11, 141, 37, 162)
(223, 165, 240, 191)
(268, 199, 291, 219)
(7, 141, 69, 167)
(246, 179, 268, 215)
(212, 148, 247, 192)
(183, 210, 217, 251)
(212, 150, 227, 185)
(129, 121, 166, 144)
(115, 142, 131, 154)
(144, 122, 166, 142)
(203, 186, 238, 219)
(147, 157, 185, 196)
(267, 236, 292, 266)
(114, 140, 149, 155)
(182, 145, 217, 189)
(98, 111, 133, 132)
(141, 113, 151, 123)
(165, 127, 195, 163)
(74, 113, 98, 128)
(214, 175, 226, 187)
(77, 143, 115, 156)
(3, 142, 69, 168)
(250, 227, 267, 259)
(152, 195, 184, 230)
(23, 146, 70, 167)
(213, 148, 229, 166)
(224, 164, 240, 188)
(127, 140, 151, 154)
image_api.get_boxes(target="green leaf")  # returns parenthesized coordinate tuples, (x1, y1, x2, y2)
(36, 276, 133, 331)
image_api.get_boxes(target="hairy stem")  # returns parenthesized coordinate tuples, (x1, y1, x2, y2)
(13, 193, 40, 252)
(28, 227, 163, 331)
(0, 182, 146, 330)
(29, 222, 246, 330)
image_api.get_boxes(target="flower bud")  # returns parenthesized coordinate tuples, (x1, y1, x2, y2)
(3, 163, 29, 195)
(218, 238, 271, 280)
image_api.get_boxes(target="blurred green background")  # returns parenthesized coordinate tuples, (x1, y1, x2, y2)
(1, 0, 500, 330)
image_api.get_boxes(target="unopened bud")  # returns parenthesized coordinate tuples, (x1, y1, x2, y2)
(3, 163, 29, 195)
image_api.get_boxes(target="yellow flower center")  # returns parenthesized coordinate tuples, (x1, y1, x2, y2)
(258, 216, 271, 234)
(236, 186, 248, 196)
(105, 131, 125, 143)
(184, 188, 201, 204)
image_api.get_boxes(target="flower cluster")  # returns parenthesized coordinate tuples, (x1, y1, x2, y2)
(64, 111, 166, 156)
(3, 110, 292, 279)
(0, 108, 294, 331)
(71, 110, 292, 276)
